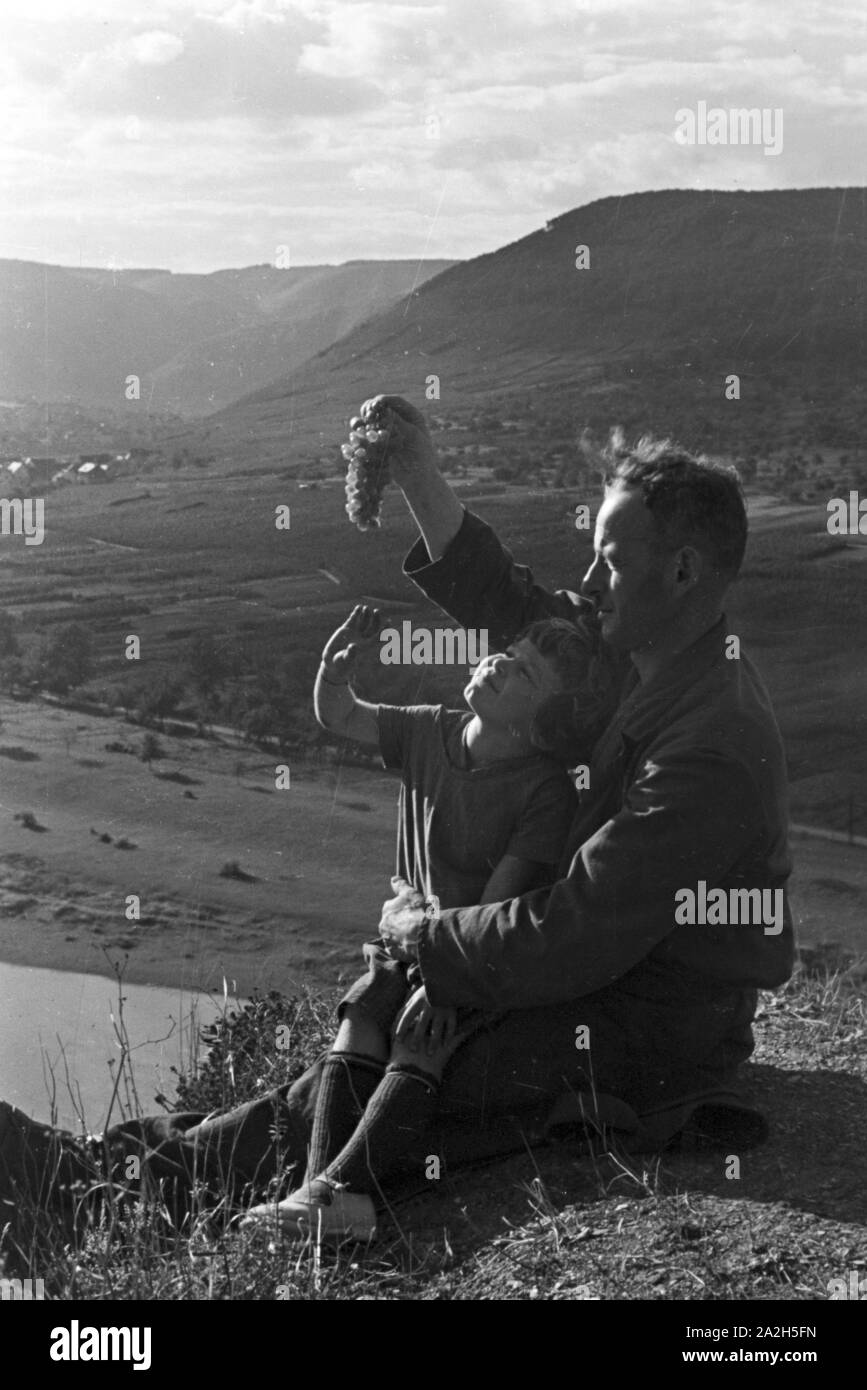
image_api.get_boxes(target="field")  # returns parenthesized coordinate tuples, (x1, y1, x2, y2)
(0, 472, 866, 1004)
(3, 468, 866, 816)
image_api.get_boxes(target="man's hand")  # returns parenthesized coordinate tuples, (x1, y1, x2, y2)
(320, 604, 383, 681)
(379, 876, 427, 961)
(349, 395, 463, 562)
(352, 396, 437, 489)
(393, 985, 457, 1055)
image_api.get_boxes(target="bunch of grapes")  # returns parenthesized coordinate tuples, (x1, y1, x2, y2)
(342, 402, 392, 531)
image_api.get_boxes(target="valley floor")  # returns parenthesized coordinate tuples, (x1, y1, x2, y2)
(1, 697, 866, 996)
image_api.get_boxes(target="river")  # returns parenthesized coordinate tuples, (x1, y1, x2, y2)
(0, 961, 238, 1131)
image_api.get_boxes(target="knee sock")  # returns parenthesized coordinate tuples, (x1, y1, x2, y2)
(303, 1051, 385, 1184)
(319, 1063, 440, 1198)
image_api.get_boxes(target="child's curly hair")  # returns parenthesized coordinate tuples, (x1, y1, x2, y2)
(519, 616, 625, 767)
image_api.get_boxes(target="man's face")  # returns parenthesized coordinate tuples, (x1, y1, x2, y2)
(581, 484, 678, 653)
(463, 637, 564, 735)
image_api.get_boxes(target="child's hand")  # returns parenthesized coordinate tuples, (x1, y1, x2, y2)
(393, 985, 457, 1056)
(320, 604, 383, 680)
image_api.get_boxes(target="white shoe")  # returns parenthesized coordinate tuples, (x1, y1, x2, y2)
(241, 1178, 377, 1241)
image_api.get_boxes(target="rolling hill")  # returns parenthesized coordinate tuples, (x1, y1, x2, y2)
(196, 186, 867, 464)
(0, 257, 456, 417)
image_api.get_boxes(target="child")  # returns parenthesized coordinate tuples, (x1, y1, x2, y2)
(243, 605, 619, 1238)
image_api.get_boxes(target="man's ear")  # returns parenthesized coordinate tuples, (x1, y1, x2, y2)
(673, 545, 703, 592)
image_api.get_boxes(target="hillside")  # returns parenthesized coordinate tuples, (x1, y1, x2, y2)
(195, 187, 867, 466)
(0, 258, 456, 418)
(7, 959, 867, 1311)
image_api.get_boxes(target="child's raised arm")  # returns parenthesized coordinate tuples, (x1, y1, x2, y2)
(315, 604, 383, 748)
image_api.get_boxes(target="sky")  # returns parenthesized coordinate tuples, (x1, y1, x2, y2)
(1, 0, 865, 273)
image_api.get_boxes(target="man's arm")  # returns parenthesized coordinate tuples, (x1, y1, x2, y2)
(357, 395, 465, 562)
(479, 854, 554, 905)
(406, 509, 591, 652)
(359, 395, 593, 649)
(415, 746, 791, 1011)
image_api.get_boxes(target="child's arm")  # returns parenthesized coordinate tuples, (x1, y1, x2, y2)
(479, 854, 554, 905)
(315, 604, 383, 748)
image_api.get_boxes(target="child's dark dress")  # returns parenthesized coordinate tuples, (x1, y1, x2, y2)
(338, 702, 577, 1031)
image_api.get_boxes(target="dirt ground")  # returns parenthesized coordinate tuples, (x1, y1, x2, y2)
(0, 696, 398, 996)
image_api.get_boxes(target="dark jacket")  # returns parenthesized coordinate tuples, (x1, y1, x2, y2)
(403, 509, 795, 1012)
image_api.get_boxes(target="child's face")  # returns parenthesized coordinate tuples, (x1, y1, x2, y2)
(463, 638, 567, 736)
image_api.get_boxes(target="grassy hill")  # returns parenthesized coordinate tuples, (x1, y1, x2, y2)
(0, 257, 456, 418)
(190, 187, 867, 466)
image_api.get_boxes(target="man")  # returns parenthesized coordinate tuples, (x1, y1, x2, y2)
(375, 399, 794, 1036)
(0, 398, 793, 1245)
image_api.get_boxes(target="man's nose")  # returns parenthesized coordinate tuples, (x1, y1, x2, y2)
(581, 554, 605, 600)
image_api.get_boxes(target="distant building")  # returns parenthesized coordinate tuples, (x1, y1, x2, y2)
(76, 462, 110, 483)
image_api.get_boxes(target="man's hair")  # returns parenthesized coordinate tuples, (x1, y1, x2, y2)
(518, 616, 624, 767)
(590, 426, 748, 582)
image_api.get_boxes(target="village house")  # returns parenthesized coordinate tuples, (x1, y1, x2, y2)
(75, 461, 110, 483)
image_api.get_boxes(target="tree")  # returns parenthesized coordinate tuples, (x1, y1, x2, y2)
(140, 732, 164, 764)
(0, 612, 20, 660)
(137, 675, 184, 726)
(36, 623, 93, 695)
(187, 634, 230, 701)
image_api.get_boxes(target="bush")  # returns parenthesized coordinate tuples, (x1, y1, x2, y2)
(219, 860, 256, 882)
(137, 676, 185, 725)
(0, 611, 20, 659)
(33, 622, 93, 695)
(140, 733, 164, 764)
(173, 989, 338, 1115)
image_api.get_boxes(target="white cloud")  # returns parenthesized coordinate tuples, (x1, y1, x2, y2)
(299, 2, 446, 79)
(0, 0, 862, 271)
(842, 51, 867, 80)
(125, 31, 185, 65)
